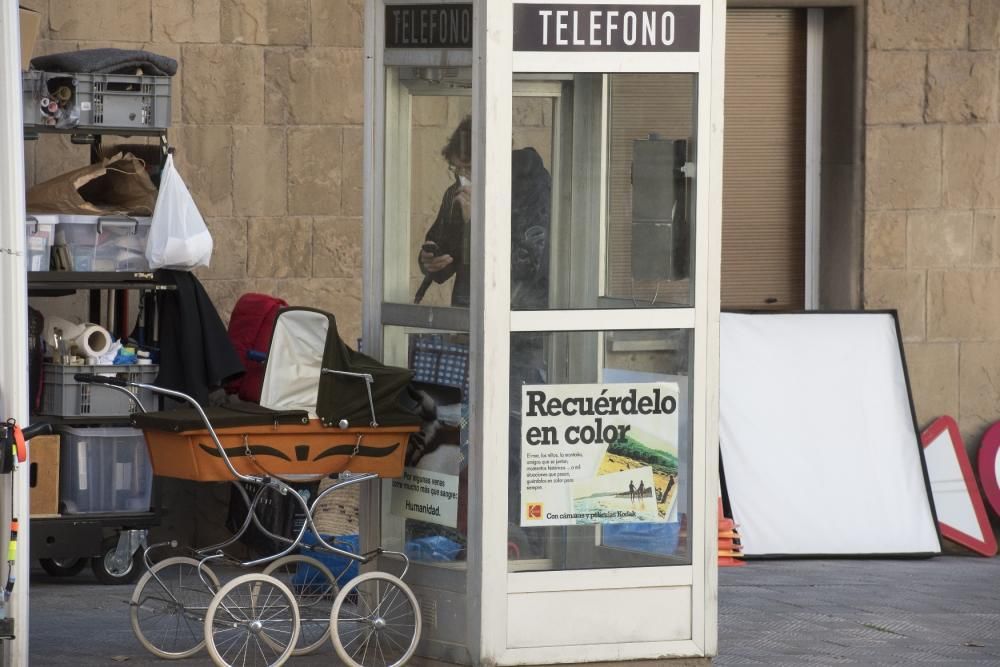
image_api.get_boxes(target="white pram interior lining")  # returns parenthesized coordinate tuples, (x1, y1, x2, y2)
(259, 309, 330, 417)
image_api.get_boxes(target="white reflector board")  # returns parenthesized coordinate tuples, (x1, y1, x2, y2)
(720, 312, 940, 557)
(922, 417, 997, 556)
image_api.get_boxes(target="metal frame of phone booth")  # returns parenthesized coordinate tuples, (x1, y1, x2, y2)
(362, 1, 725, 663)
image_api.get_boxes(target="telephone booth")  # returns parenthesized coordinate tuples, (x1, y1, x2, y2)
(362, 1, 724, 662)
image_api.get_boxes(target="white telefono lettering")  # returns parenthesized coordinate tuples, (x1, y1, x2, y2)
(623, 11, 637, 46)
(461, 10, 471, 44)
(589, 10, 602, 43)
(530, 7, 686, 49)
(662, 11, 675, 45)
(538, 10, 552, 46)
(572, 10, 585, 45)
(605, 10, 619, 45)
(642, 11, 656, 45)
(556, 10, 569, 45)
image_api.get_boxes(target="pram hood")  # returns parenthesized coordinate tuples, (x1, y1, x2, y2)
(259, 307, 419, 428)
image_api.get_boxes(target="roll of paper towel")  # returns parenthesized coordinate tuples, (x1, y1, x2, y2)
(44, 316, 112, 360)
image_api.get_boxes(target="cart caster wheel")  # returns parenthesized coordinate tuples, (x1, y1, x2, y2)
(131, 557, 220, 660)
(39, 557, 88, 577)
(262, 555, 338, 656)
(92, 536, 143, 585)
(205, 573, 300, 667)
(330, 572, 421, 667)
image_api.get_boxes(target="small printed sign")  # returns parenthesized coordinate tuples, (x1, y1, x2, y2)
(513, 4, 700, 52)
(385, 4, 473, 49)
(390, 467, 460, 528)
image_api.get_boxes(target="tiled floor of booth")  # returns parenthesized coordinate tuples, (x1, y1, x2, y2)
(28, 554, 1000, 665)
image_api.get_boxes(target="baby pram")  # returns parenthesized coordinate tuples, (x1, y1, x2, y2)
(76, 307, 422, 667)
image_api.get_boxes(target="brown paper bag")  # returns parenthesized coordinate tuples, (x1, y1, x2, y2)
(26, 153, 157, 216)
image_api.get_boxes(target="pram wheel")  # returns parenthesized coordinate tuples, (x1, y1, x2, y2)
(130, 556, 221, 659)
(204, 573, 300, 667)
(262, 555, 338, 656)
(330, 571, 421, 667)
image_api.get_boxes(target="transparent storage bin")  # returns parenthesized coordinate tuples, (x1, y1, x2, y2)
(25, 215, 57, 271)
(41, 364, 158, 417)
(23, 70, 171, 131)
(58, 426, 152, 514)
(53, 215, 151, 272)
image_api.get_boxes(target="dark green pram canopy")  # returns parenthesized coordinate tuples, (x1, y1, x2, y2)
(259, 307, 419, 428)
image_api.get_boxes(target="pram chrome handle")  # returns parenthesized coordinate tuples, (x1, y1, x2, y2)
(73, 374, 148, 413)
(321, 369, 379, 427)
(85, 379, 265, 487)
(73, 373, 130, 387)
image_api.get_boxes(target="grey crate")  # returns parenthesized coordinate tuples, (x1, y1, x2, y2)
(23, 70, 171, 131)
(41, 364, 158, 418)
(58, 426, 152, 514)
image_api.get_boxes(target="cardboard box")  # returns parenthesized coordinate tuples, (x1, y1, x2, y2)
(29, 434, 60, 517)
(19, 6, 41, 71)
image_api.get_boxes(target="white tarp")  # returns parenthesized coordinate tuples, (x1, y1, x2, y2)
(720, 312, 940, 557)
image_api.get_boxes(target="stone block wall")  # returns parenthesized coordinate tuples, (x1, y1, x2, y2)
(23, 0, 366, 343)
(24, 0, 1000, 460)
(865, 0, 1000, 451)
(21, 0, 366, 548)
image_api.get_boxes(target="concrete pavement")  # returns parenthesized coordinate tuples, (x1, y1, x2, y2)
(26, 554, 1000, 665)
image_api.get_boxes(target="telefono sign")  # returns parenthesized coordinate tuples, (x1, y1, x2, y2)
(513, 4, 700, 52)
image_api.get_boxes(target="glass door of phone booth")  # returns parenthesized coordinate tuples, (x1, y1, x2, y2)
(364, 1, 723, 663)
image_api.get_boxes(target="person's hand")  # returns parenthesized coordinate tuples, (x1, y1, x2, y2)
(455, 184, 471, 222)
(420, 250, 454, 273)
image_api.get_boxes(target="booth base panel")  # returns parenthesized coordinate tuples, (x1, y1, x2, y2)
(508, 587, 692, 649)
(411, 581, 473, 665)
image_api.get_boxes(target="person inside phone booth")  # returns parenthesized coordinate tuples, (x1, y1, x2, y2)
(415, 115, 552, 309)
(413, 116, 552, 558)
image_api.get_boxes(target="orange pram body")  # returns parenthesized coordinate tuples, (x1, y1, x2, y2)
(134, 306, 422, 483)
(141, 420, 417, 482)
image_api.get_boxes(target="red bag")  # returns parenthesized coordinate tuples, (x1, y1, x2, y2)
(226, 293, 288, 403)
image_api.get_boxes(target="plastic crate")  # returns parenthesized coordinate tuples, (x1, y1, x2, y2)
(25, 215, 57, 272)
(23, 70, 171, 131)
(41, 364, 158, 417)
(58, 426, 152, 514)
(409, 334, 469, 395)
(53, 215, 151, 272)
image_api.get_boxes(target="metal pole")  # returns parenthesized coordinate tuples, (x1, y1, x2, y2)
(0, 1, 30, 664)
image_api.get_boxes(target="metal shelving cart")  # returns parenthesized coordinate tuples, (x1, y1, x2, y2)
(27, 271, 174, 584)
(23, 61, 174, 583)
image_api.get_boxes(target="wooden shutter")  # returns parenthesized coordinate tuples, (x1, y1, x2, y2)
(722, 9, 807, 310)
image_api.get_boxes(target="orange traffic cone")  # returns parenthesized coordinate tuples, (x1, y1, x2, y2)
(718, 498, 745, 567)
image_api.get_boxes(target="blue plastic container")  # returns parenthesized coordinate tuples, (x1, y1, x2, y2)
(601, 521, 681, 556)
(294, 532, 360, 588)
(405, 535, 463, 562)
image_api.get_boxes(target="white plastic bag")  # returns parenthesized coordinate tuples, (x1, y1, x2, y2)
(145, 155, 213, 270)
